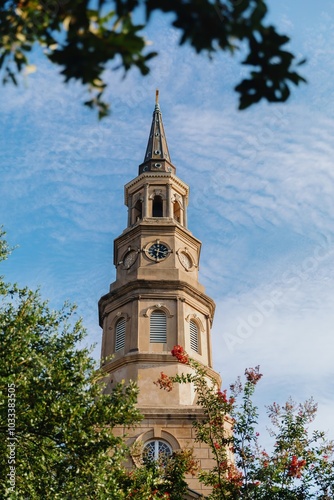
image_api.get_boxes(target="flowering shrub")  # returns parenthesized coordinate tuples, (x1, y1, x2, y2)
(155, 345, 334, 499)
(125, 448, 198, 499)
(154, 372, 174, 392)
(287, 455, 307, 478)
(244, 365, 263, 385)
(171, 345, 189, 364)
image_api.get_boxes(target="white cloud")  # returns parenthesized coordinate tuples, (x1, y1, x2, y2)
(1, 0, 334, 444)
(211, 249, 334, 439)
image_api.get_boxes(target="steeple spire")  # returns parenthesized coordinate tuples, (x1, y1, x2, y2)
(138, 90, 176, 175)
(100, 94, 220, 496)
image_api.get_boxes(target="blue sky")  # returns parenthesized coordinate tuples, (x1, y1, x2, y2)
(1, 1, 334, 443)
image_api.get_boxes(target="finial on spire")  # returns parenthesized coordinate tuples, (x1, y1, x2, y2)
(155, 89, 160, 111)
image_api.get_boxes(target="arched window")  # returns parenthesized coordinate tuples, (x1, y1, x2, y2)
(150, 310, 167, 343)
(173, 201, 181, 223)
(143, 440, 172, 462)
(189, 320, 199, 353)
(115, 317, 126, 351)
(133, 199, 142, 222)
(152, 195, 163, 217)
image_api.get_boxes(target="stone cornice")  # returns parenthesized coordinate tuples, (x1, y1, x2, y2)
(101, 352, 221, 385)
(115, 218, 201, 246)
(98, 279, 216, 324)
(125, 172, 189, 201)
(139, 407, 206, 420)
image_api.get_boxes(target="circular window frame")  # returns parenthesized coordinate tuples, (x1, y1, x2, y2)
(130, 430, 180, 467)
(143, 439, 172, 461)
(122, 248, 139, 269)
(177, 249, 195, 271)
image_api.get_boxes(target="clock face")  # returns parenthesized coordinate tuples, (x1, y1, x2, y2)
(148, 242, 169, 260)
(123, 250, 137, 269)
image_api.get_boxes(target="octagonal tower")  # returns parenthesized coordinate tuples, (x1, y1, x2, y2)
(99, 92, 221, 497)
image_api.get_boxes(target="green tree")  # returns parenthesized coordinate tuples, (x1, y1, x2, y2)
(156, 346, 334, 499)
(0, 232, 142, 498)
(0, 232, 194, 499)
(123, 448, 198, 499)
(0, 0, 305, 117)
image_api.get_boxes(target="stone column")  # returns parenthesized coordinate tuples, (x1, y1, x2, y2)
(205, 315, 213, 368)
(182, 195, 187, 228)
(166, 183, 172, 218)
(128, 194, 132, 226)
(177, 297, 186, 347)
(143, 183, 149, 218)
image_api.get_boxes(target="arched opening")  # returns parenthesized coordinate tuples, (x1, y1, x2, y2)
(173, 201, 181, 223)
(115, 317, 126, 351)
(152, 195, 163, 217)
(150, 310, 167, 343)
(133, 199, 142, 223)
(189, 319, 199, 353)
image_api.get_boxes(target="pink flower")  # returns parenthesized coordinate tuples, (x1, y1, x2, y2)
(245, 365, 263, 385)
(217, 389, 235, 406)
(217, 390, 228, 403)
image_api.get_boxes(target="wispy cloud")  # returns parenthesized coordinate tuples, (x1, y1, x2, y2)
(0, 1, 333, 442)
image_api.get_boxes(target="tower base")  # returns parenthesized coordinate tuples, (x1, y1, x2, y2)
(114, 406, 215, 497)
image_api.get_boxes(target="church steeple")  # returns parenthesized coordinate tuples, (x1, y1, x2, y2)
(99, 95, 221, 497)
(139, 90, 176, 175)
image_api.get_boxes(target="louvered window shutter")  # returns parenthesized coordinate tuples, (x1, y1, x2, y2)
(115, 317, 126, 351)
(190, 320, 199, 352)
(150, 311, 167, 343)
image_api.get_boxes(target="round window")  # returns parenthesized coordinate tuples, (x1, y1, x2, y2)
(143, 440, 172, 462)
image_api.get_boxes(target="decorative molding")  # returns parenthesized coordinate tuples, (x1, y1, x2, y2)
(125, 172, 190, 198)
(108, 312, 130, 330)
(172, 193, 183, 207)
(132, 192, 144, 205)
(153, 425, 162, 438)
(99, 279, 216, 325)
(120, 247, 140, 269)
(149, 188, 165, 200)
(101, 353, 222, 386)
(176, 248, 195, 271)
(143, 304, 174, 318)
(185, 313, 205, 332)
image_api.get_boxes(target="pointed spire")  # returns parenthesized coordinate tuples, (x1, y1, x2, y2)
(138, 91, 176, 175)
